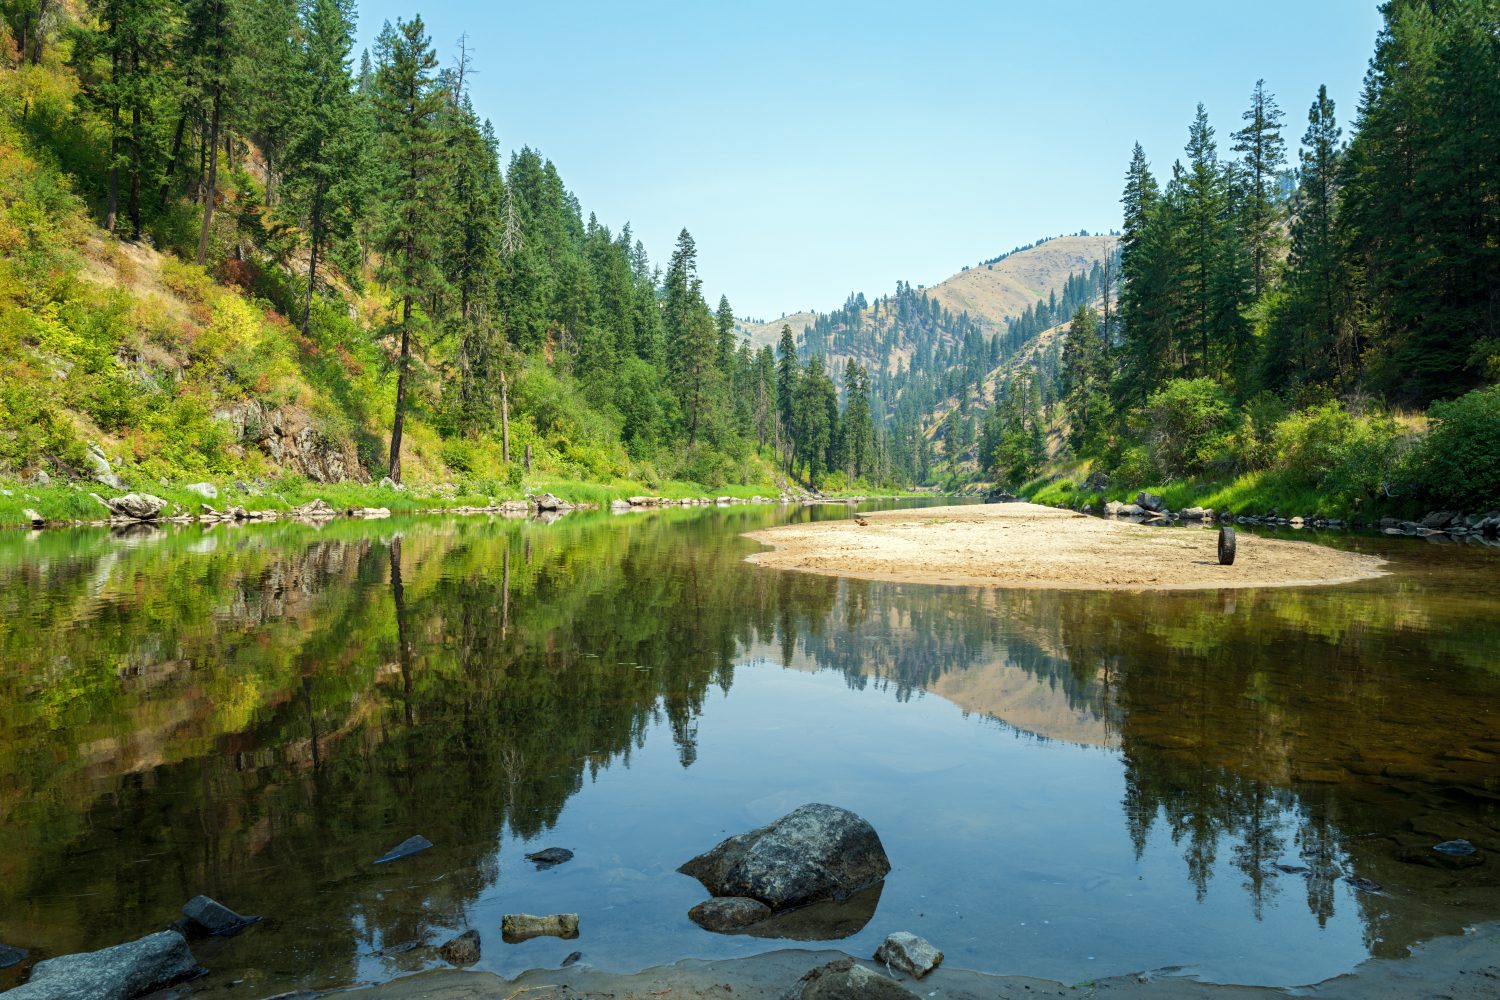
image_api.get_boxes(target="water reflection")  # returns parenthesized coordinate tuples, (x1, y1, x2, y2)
(0, 508, 1496, 992)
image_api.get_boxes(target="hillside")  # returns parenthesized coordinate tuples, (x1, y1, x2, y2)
(735, 234, 1118, 349)
(928, 235, 1119, 327)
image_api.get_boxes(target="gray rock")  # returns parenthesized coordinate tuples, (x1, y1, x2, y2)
(501, 913, 579, 943)
(292, 498, 336, 519)
(31, 469, 50, 486)
(4, 930, 198, 1000)
(532, 492, 571, 511)
(874, 931, 944, 979)
(1421, 510, 1459, 530)
(373, 834, 432, 864)
(688, 896, 772, 932)
(86, 445, 122, 490)
(438, 929, 480, 966)
(0, 943, 26, 968)
(1136, 491, 1166, 513)
(678, 803, 891, 912)
(96, 493, 168, 521)
(23, 508, 45, 527)
(1082, 471, 1110, 491)
(778, 957, 917, 1000)
(181, 895, 259, 937)
(183, 483, 218, 500)
(560, 950, 582, 967)
(525, 847, 574, 869)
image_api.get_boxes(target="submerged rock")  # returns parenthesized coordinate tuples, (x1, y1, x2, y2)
(525, 847, 574, 869)
(373, 834, 433, 865)
(560, 950, 583, 967)
(737, 883, 883, 940)
(778, 957, 917, 1000)
(501, 913, 579, 943)
(679, 803, 891, 912)
(874, 931, 943, 979)
(688, 896, 772, 932)
(5, 930, 198, 1000)
(438, 929, 480, 966)
(0, 943, 27, 969)
(180, 895, 260, 937)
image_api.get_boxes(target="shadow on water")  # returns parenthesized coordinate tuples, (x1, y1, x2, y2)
(0, 503, 1495, 991)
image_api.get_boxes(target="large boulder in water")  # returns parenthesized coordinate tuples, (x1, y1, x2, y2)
(678, 803, 891, 911)
(5, 930, 198, 1000)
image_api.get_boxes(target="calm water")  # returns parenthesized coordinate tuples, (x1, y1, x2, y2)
(1, 502, 1498, 995)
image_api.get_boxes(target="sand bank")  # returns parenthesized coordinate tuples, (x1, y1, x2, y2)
(743, 502, 1385, 590)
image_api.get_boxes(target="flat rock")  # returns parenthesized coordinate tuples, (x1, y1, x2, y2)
(778, 957, 917, 1000)
(688, 896, 772, 932)
(679, 803, 891, 911)
(524, 847, 574, 869)
(373, 834, 432, 865)
(181, 895, 259, 936)
(4, 930, 197, 1000)
(501, 913, 579, 943)
(874, 931, 943, 978)
(438, 929, 480, 966)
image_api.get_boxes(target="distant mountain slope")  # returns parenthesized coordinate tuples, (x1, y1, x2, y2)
(928, 235, 1119, 327)
(736, 233, 1118, 349)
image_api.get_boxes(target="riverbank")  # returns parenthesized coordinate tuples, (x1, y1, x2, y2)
(745, 502, 1386, 590)
(338, 922, 1500, 999)
(0, 474, 917, 530)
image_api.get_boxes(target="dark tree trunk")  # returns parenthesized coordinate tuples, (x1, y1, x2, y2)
(388, 297, 412, 482)
(389, 536, 414, 727)
(500, 370, 510, 463)
(300, 182, 324, 334)
(195, 86, 221, 265)
(158, 103, 191, 208)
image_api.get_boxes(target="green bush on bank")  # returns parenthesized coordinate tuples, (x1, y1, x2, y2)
(1035, 380, 1500, 518)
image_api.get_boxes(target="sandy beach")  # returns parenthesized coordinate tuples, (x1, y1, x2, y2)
(743, 502, 1386, 591)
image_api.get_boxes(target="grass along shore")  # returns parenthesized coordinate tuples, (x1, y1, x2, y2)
(0, 473, 922, 530)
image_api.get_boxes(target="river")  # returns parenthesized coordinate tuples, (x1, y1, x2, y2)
(0, 500, 1496, 994)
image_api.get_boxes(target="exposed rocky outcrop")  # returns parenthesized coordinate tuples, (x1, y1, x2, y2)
(212, 400, 363, 483)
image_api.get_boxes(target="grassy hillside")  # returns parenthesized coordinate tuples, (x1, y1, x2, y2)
(927, 235, 1119, 327)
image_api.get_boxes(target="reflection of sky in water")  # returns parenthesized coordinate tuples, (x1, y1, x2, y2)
(399, 663, 1369, 987)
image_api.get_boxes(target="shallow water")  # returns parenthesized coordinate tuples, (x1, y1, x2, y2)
(0, 502, 1497, 994)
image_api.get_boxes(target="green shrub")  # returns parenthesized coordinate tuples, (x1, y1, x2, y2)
(1406, 385, 1500, 510)
(1143, 378, 1232, 477)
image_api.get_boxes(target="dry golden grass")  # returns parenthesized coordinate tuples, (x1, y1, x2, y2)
(930, 235, 1119, 326)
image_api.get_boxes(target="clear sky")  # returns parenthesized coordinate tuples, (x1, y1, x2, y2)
(353, 1, 1385, 321)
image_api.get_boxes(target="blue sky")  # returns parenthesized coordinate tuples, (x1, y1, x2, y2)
(353, 1, 1385, 320)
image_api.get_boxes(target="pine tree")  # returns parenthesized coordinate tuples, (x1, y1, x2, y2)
(1232, 79, 1288, 300)
(279, 0, 364, 334)
(1281, 85, 1347, 387)
(776, 325, 798, 466)
(371, 15, 447, 482)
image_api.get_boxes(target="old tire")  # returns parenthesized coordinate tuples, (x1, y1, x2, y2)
(1218, 525, 1237, 566)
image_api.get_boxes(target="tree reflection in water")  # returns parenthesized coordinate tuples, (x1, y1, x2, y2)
(0, 509, 1495, 990)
